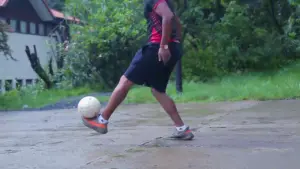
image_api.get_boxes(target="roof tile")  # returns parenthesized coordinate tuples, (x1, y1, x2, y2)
(0, 0, 9, 6)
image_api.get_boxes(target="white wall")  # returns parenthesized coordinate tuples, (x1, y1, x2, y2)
(0, 32, 57, 93)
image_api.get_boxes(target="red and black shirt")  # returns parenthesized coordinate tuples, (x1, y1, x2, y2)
(144, 0, 179, 43)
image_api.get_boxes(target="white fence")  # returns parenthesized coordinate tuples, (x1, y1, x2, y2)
(0, 78, 38, 94)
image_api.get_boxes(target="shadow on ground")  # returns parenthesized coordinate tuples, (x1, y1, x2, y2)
(1, 100, 300, 169)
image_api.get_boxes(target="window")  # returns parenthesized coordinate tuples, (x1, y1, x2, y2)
(30, 22, 36, 34)
(16, 79, 23, 89)
(10, 19, 17, 31)
(26, 79, 32, 85)
(38, 23, 44, 35)
(20, 21, 27, 33)
(5, 80, 12, 91)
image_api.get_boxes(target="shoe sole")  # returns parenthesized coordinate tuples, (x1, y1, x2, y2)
(168, 132, 194, 140)
(82, 118, 108, 134)
(182, 132, 194, 140)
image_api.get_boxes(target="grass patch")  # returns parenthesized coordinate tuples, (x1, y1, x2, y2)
(0, 85, 99, 110)
(1, 62, 300, 110)
(97, 62, 300, 103)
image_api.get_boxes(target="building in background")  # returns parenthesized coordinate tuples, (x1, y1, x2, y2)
(0, 0, 79, 93)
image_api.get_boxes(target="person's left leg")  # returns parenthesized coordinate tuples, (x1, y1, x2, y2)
(147, 42, 194, 140)
(151, 88, 184, 126)
(151, 88, 194, 140)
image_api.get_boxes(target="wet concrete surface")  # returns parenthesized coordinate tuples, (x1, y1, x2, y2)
(1, 100, 300, 169)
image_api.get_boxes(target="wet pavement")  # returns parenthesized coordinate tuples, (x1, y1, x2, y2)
(1, 100, 300, 169)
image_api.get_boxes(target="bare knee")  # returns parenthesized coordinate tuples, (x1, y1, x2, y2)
(118, 75, 133, 90)
(151, 88, 164, 96)
(151, 88, 157, 95)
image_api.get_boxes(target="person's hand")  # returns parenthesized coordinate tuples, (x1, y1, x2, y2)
(158, 47, 171, 65)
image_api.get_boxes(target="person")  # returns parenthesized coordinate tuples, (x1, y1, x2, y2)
(82, 0, 194, 140)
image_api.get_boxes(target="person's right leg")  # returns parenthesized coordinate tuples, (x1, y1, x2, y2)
(101, 75, 134, 120)
(82, 47, 149, 134)
(82, 75, 134, 134)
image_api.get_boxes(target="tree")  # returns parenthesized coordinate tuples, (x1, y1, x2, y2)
(46, 0, 66, 11)
(25, 45, 53, 89)
(60, 0, 146, 88)
(54, 0, 300, 88)
(0, 22, 12, 60)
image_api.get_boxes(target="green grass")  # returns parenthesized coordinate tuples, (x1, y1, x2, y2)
(1, 62, 300, 110)
(98, 62, 300, 103)
(0, 86, 97, 110)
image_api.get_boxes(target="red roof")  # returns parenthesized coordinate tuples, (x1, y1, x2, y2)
(0, 0, 80, 22)
(0, 0, 9, 6)
(50, 9, 80, 23)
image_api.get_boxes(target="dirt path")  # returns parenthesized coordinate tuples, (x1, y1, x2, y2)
(1, 100, 300, 169)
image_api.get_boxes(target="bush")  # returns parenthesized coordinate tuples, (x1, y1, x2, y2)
(58, 0, 146, 89)
(182, 1, 300, 81)
(0, 80, 98, 110)
(182, 46, 224, 81)
(49, 0, 300, 87)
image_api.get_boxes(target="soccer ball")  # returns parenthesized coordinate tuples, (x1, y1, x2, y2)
(77, 96, 101, 118)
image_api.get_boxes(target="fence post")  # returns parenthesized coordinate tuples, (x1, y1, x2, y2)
(32, 79, 37, 85)
(175, 60, 183, 94)
(12, 79, 16, 90)
(0, 79, 5, 94)
(22, 79, 26, 87)
(175, 0, 187, 94)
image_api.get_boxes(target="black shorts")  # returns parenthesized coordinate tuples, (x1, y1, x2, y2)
(124, 42, 182, 93)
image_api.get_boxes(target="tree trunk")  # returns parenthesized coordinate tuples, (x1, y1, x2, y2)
(215, 0, 222, 20)
(175, 0, 188, 94)
(25, 45, 53, 89)
(268, 0, 284, 34)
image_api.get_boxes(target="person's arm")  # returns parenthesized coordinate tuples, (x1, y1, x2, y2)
(154, 0, 174, 46)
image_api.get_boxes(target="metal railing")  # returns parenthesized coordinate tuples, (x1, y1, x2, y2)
(0, 78, 37, 94)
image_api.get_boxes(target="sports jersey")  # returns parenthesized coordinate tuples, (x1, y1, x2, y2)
(144, 0, 179, 43)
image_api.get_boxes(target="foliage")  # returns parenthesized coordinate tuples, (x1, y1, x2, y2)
(2, 61, 300, 110)
(4, 0, 300, 109)
(180, 0, 300, 81)
(57, 0, 146, 88)
(0, 22, 12, 59)
(0, 81, 98, 110)
(46, 0, 66, 11)
(28, 0, 300, 89)
(97, 61, 300, 104)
